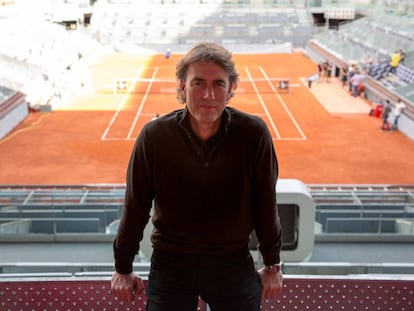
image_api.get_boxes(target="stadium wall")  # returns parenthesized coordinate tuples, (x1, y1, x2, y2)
(0, 90, 28, 140)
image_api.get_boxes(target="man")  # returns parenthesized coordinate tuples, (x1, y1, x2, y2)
(391, 100, 406, 131)
(111, 42, 283, 310)
(350, 68, 365, 98)
(380, 100, 392, 131)
(390, 50, 401, 74)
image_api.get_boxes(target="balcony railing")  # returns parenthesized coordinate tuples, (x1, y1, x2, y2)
(1, 275, 413, 311)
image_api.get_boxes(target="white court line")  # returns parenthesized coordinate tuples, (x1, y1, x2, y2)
(259, 67, 307, 140)
(101, 67, 144, 141)
(245, 67, 281, 140)
(105, 66, 305, 142)
(127, 67, 159, 140)
(104, 137, 136, 141)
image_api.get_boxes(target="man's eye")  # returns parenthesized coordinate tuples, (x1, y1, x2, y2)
(192, 81, 203, 87)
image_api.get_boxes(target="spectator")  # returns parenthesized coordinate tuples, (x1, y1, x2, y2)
(321, 61, 330, 82)
(391, 100, 406, 131)
(361, 56, 373, 74)
(348, 65, 356, 93)
(325, 62, 332, 83)
(340, 66, 348, 88)
(350, 69, 365, 98)
(110, 42, 284, 310)
(380, 100, 392, 131)
(389, 50, 401, 74)
(165, 48, 171, 59)
(317, 62, 323, 82)
(399, 49, 406, 64)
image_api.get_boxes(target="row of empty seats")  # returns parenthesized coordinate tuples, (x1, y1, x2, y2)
(313, 12, 414, 64)
(90, 1, 313, 46)
(0, 186, 124, 234)
(311, 187, 414, 234)
(396, 64, 414, 84)
(0, 205, 120, 234)
(369, 61, 392, 80)
(108, 0, 307, 7)
(2, 184, 414, 235)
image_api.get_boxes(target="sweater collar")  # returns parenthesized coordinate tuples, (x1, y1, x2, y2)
(178, 107, 231, 140)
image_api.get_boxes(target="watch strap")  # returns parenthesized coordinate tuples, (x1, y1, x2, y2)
(265, 263, 281, 273)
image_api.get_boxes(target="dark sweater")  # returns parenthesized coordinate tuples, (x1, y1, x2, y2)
(114, 107, 282, 274)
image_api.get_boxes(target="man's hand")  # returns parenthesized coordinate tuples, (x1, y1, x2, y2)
(111, 271, 145, 302)
(258, 266, 284, 300)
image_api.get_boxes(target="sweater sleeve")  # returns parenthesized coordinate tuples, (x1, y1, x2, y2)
(113, 128, 154, 274)
(252, 121, 282, 265)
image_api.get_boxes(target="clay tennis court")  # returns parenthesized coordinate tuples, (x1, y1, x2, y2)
(1, 52, 413, 185)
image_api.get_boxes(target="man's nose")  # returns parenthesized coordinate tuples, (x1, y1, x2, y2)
(202, 86, 215, 99)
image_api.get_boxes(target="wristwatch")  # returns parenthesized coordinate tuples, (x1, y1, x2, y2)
(265, 263, 281, 273)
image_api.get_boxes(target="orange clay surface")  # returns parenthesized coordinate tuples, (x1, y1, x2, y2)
(0, 52, 413, 185)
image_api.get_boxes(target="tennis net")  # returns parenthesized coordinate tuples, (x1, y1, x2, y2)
(107, 77, 291, 95)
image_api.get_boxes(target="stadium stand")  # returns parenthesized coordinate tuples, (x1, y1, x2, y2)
(0, 1, 101, 114)
(89, 1, 313, 46)
(1, 183, 414, 266)
(0, 180, 315, 261)
(312, 186, 414, 234)
(306, 8, 414, 139)
(1, 183, 414, 309)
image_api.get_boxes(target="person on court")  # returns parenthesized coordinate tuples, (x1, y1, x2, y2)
(111, 41, 283, 310)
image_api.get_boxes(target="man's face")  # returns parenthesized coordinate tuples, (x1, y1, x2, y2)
(180, 60, 233, 127)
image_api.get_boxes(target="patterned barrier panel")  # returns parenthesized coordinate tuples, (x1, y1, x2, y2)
(0, 277, 413, 311)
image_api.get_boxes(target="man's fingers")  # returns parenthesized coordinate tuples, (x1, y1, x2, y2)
(114, 287, 136, 302)
(262, 286, 282, 300)
(111, 272, 143, 302)
(135, 277, 145, 294)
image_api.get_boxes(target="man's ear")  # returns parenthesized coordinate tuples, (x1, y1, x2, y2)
(177, 79, 186, 103)
(179, 79, 185, 91)
(226, 83, 234, 100)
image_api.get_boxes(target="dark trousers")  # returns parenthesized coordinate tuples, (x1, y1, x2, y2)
(146, 248, 262, 311)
